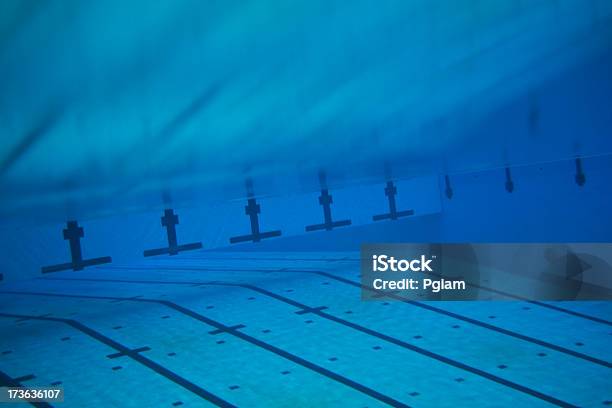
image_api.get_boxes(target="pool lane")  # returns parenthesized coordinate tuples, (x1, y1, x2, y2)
(0, 317, 213, 408)
(37, 265, 612, 407)
(169, 252, 612, 325)
(0, 276, 590, 407)
(1, 250, 611, 407)
(89, 262, 612, 364)
(0, 291, 398, 408)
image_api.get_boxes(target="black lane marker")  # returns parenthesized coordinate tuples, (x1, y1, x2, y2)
(30, 282, 583, 407)
(199, 284, 580, 408)
(154, 300, 408, 407)
(299, 270, 612, 369)
(12, 374, 36, 382)
(143, 209, 203, 257)
(422, 270, 612, 326)
(98, 264, 612, 326)
(209, 325, 245, 335)
(101, 265, 283, 273)
(107, 346, 151, 359)
(0, 292, 408, 407)
(172, 256, 356, 262)
(41, 221, 112, 273)
(229, 198, 282, 244)
(191, 259, 612, 326)
(305, 188, 352, 232)
(0, 370, 52, 408)
(526, 301, 612, 326)
(0, 313, 233, 408)
(69, 268, 612, 368)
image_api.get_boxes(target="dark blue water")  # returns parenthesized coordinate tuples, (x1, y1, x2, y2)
(1, 2, 612, 407)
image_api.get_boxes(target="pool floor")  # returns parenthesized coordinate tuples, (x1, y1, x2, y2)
(0, 252, 610, 407)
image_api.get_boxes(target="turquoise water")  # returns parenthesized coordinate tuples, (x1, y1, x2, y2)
(1, 252, 610, 407)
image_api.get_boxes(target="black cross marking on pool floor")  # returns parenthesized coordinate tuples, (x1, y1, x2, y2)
(372, 181, 414, 221)
(295, 306, 328, 315)
(96, 264, 612, 327)
(41, 221, 112, 273)
(0, 370, 51, 408)
(305, 189, 352, 232)
(6, 287, 587, 408)
(144, 209, 203, 257)
(208, 324, 245, 335)
(0, 293, 408, 407)
(233, 257, 610, 326)
(173, 258, 612, 326)
(107, 346, 151, 359)
(0, 312, 234, 408)
(230, 198, 282, 244)
(44, 272, 612, 369)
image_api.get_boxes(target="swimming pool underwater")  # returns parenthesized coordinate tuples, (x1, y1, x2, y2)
(0, 251, 610, 407)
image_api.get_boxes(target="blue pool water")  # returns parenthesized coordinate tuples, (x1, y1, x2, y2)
(1, 1, 612, 406)
(0, 252, 610, 407)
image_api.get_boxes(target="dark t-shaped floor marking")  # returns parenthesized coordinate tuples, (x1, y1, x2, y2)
(0, 312, 233, 407)
(229, 198, 281, 243)
(0, 370, 51, 408)
(41, 221, 112, 273)
(0, 298, 406, 407)
(107, 346, 151, 359)
(208, 324, 245, 335)
(144, 209, 203, 257)
(372, 181, 414, 221)
(6, 287, 578, 408)
(305, 189, 351, 232)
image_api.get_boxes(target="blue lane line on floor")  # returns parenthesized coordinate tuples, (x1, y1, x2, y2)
(0, 313, 234, 408)
(0, 370, 52, 408)
(99, 264, 612, 326)
(5, 288, 580, 408)
(0, 292, 408, 408)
